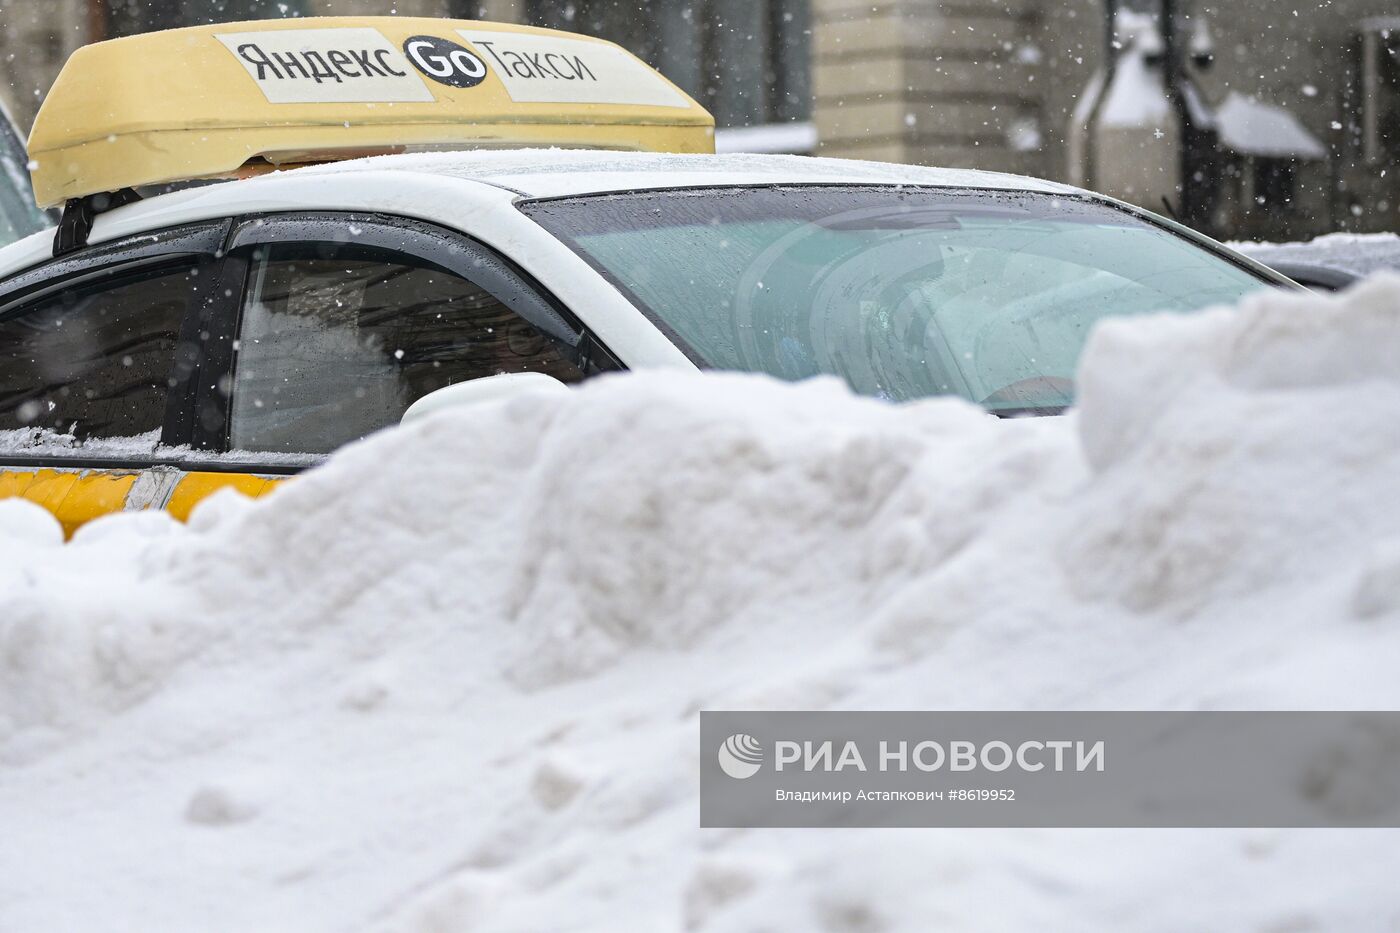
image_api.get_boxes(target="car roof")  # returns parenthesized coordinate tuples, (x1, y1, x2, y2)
(289, 148, 1081, 199)
(0, 148, 1088, 281)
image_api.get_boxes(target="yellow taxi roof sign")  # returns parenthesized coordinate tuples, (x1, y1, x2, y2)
(28, 17, 715, 208)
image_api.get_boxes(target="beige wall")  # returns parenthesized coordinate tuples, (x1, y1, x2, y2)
(812, 0, 1048, 177)
(1038, 0, 1107, 182)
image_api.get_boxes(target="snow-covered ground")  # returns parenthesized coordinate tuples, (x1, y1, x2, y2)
(4, 275, 1400, 930)
(1232, 231, 1400, 278)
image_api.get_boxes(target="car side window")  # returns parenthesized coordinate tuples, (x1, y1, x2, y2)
(0, 264, 202, 442)
(228, 241, 591, 455)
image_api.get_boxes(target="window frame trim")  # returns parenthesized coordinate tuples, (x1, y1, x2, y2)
(0, 220, 236, 467)
(0, 220, 230, 318)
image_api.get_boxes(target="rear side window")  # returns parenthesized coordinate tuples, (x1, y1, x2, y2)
(0, 265, 199, 440)
(229, 242, 591, 455)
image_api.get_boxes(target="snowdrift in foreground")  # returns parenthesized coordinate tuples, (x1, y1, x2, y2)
(5, 277, 1400, 931)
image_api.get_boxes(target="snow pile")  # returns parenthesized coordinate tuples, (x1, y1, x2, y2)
(5, 278, 1400, 929)
(1233, 231, 1400, 278)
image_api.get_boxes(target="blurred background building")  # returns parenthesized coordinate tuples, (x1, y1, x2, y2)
(0, 0, 1394, 240)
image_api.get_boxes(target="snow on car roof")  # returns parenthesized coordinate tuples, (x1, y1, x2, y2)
(0, 147, 1082, 282)
(295, 148, 1078, 198)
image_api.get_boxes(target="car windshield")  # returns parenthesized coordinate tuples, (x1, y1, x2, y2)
(522, 185, 1273, 413)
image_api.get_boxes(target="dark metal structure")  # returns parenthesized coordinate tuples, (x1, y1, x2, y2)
(1159, 0, 1221, 233)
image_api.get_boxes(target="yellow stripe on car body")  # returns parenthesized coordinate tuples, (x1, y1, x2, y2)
(0, 468, 285, 537)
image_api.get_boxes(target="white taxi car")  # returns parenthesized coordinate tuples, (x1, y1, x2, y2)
(0, 16, 1292, 533)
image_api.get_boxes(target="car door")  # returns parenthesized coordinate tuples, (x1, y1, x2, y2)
(0, 211, 618, 533)
(0, 220, 286, 535)
(195, 212, 619, 466)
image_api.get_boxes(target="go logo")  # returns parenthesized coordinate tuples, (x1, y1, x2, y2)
(403, 35, 488, 88)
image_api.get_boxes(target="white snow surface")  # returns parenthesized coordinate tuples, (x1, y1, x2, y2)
(1232, 232, 1400, 278)
(1097, 12, 1172, 128)
(0, 427, 319, 468)
(297, 147, 1075, 196)
(1215, 93, 1327, 161)
(6, 276, 1400, 930)
(713, 122, 819, 155)
(0, 426, 161, 457)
